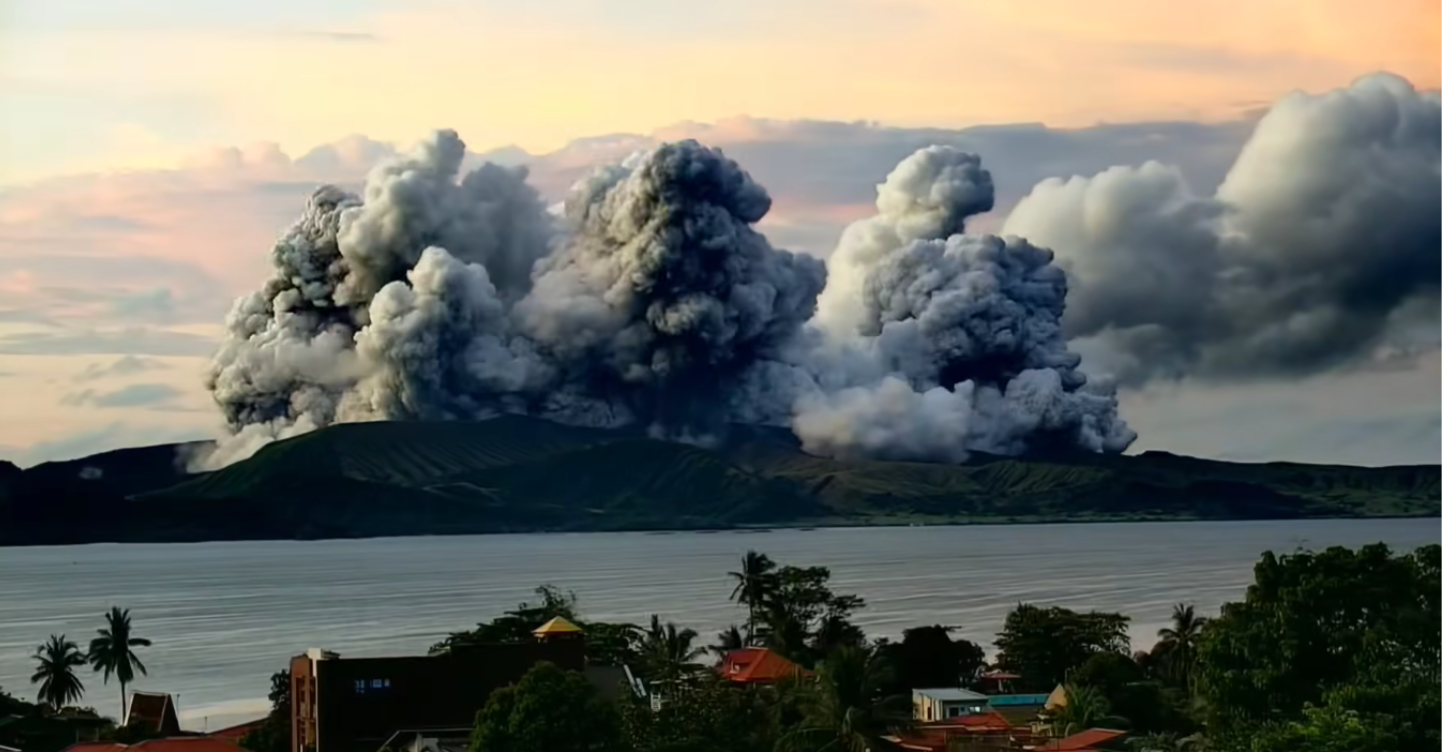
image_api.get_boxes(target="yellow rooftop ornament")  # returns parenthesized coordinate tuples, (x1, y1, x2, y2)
(532, 616, 584, 637)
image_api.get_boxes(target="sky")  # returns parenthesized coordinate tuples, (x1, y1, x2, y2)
(0, 0, 1438, 467)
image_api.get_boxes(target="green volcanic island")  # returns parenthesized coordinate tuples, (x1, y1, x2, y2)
(0, 415, 1436, 545)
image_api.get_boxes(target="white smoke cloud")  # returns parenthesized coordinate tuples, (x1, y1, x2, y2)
(1004, 72, 1441, 384)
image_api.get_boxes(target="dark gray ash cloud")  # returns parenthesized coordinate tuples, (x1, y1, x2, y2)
(192, 73, 1436, 469)
(197, 134, 1129, 468)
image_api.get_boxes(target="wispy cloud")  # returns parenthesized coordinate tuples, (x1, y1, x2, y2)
(0, 327, 218, 356)
(73, 355, 172, 383)
(62, 382, 184, 408)
(282, 30, 382, 44)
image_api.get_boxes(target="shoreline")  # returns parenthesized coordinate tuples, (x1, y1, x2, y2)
(2, 511, 1436, 549)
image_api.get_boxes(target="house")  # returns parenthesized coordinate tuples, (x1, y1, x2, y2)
(290, 618, 645, 752)
(124, 693, 182, 737)
(912, 688, 991, 722)
(715, 648, 809, 685)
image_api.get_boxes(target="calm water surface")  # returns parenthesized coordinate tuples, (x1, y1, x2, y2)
(0, 520, 1435, 729)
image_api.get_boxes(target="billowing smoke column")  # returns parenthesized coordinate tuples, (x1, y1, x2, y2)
(202, 73, 1441, 470)
(788, 146, 1136, 462)
(198, 131, 1132, 468)
(1003, 72, 1441, 385)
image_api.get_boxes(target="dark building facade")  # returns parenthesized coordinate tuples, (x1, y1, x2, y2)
(290, 639, 586, 752)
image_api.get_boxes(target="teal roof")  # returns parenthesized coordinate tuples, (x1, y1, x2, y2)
(987, 694, 1050, 706)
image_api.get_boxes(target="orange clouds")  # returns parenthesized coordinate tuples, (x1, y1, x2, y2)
(5, 0, 1434, 181)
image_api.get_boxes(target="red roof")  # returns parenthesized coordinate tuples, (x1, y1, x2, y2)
(130, 738, 251, 752)
(60, 744, 125, 752)
(1042, 728, 1127, 750)
(208, 719, 267, 742)
(924, 710, 1012, 732)
(717, 648, 810, 683)
(64, 739, 250, 752)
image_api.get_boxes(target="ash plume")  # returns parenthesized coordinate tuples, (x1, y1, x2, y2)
(515, 140, 827, 433)
(199, 74, 1432, 469)
(1002, 72, 1442, 385)
(785, 147, 1134, 461)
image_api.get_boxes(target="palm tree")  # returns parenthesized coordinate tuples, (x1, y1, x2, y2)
(778, 644, 912, 752)
(1051, 684, 1128, 736)
(756, 600, 811, 665)
(640, 614, 706, 685)
(709, 624, 747, 660)
(31, 634, 86, 711)
(728, 550, 777, 634)
(1155, 603, 1208, 687)
(88, 607, 152, 719)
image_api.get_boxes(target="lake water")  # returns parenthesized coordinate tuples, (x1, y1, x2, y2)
(0, 519, 1436, 730)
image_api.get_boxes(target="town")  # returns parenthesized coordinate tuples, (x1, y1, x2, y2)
(1, 543, 1435, 752)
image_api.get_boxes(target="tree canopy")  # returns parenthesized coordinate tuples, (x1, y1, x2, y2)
(1196, 543, 1439, 750)
(994, 604, 1130, 691)
(469, 662, 625, 752)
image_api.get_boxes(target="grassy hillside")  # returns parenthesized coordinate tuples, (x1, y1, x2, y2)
(1, 415, 1437, 544)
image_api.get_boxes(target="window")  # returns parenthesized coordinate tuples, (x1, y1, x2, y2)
(355, 678, 392, 694)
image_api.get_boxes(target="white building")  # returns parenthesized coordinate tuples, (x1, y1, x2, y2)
(912, 688, 992, 722)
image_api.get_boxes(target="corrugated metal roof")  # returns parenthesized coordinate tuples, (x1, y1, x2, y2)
(913, 688, 989, 702)
(988, 693, 1051, 706)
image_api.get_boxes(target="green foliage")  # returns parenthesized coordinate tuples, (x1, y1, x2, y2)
(1242, 702, 1402, 752)
(728, 550, 777, 636)
(621, 674, 780, 752)
(1050, 683, 1129, 737)
(11, 414, 1435, 545)
(1196, 543, 1440, 748)
(239, 670, 292, 752)
(433, 585, 582, 652)
(469, 662, 624, 752)
(777, 644, 911, 752)
(708, 625, 747, 659)
(87, 607, 151, 717)
(1152, 603, 1208, 689)
(754, 564, 867, 667)
(875, 625, 985, 694)
(30, 634, 86, 711)
(995, 604, 1130, 691)
(431, 585, 643, 666)
(1068, 653, 1194, 736)
(637, 616, 706, 685)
